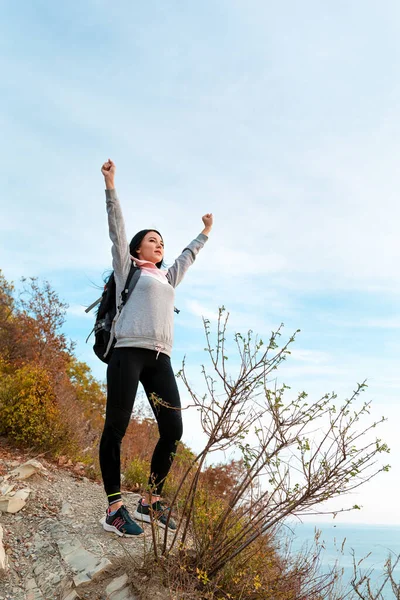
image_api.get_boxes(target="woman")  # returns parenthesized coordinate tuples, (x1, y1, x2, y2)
(99, 159, 213, 536)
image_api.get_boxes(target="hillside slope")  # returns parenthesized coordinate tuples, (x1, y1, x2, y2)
(0, 438, 175, 600)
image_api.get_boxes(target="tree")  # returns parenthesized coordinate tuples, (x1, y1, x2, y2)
(0, 272, 106, 458)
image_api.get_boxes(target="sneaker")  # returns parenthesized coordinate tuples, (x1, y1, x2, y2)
(102, 504, 144, 537)
(133, 499, 177, 530)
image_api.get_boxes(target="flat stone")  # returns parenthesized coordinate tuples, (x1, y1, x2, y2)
(106, 573, 129, 595)
(65, 547, 96, 570)
(57, 538, 111, 587)
(61, 501, 74, 517)
(14, 488, 31, 501)
(73, 571, 91, 586)
(0, 495, 26, 513)
(57, 538, 82, 558)
(25, 581, 45, 600)
(87, 556, 112, 579)
(110, 587, 137, 600)
(25, 578, 37, 591)
(33, 563, 45, 576)
(0, 483, 15, 496)
(9, 459, 46, 481)
(62, 592, 79, 600)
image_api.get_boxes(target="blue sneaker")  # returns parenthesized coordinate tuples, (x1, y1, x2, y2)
(102, 504, 144, 537)
(133, 499, 177, 530)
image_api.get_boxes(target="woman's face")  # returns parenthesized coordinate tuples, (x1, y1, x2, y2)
(136, 231, 164, 264)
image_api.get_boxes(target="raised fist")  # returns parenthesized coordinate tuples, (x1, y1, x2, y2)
(101, 159, 116, 179)
(202, 213, 213, 229)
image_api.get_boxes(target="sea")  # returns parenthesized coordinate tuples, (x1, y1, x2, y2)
(281, 522, 400, 598)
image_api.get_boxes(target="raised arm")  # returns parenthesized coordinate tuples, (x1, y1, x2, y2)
(167, 214, 213, 288)
(101, 159, 131, 290)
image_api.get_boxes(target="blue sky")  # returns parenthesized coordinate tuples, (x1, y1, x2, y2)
(1, 1, 400, 524)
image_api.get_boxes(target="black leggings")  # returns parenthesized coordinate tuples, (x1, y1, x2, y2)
(99, 347, 182, 499)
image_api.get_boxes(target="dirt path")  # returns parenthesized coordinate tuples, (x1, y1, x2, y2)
(0, 440, 173, 600)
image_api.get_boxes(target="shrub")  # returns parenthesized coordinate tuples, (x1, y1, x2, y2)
(140, 307, 390, 599)
(0, 362, 71, 453)
(124, 456, 149, 490)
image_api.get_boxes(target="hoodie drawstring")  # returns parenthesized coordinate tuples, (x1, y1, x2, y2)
(154, 344, 164, 360)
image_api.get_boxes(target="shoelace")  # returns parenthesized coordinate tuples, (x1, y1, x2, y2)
(120, 505, 135, 524)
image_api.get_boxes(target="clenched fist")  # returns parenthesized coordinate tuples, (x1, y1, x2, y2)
(101, 159, 116, 189)
(202, 213, 213, 228)
(201, 213, 213, 235)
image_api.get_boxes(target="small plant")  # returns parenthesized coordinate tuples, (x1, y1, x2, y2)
(124, 456, 149, 490)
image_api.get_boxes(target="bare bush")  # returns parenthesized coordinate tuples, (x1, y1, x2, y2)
(145, 307, 390, 599)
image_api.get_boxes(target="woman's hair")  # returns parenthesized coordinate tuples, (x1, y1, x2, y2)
(129, 229, 164, 269)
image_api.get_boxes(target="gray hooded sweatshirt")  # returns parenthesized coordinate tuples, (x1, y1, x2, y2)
(106, 189, 208, 357)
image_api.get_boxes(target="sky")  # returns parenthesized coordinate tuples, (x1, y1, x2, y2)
(1, 0, 400, 524)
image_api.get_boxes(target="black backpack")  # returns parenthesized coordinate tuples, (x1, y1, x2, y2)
(85, 262, 140, 363)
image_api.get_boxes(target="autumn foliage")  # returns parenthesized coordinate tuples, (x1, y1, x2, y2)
(0, 270, 104, 457)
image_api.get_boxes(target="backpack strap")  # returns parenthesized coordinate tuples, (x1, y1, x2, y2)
(85, 296, 102, 313)
(103, 263, 140, 359)
(119, 261, 141, 310)
(84, 264, 139, 315)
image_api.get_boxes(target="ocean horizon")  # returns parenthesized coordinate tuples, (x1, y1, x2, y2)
(282, 522, 400, 596)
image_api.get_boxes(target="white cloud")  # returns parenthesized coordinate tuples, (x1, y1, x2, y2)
(289, 348, 332, 364)
(67, 305, 94, 319)
(185, 300, 219, 321)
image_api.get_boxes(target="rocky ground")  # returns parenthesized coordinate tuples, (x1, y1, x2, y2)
(0, 440, 175, 600)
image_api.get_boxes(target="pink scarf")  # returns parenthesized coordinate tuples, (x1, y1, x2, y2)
(131, 256, 169, 284)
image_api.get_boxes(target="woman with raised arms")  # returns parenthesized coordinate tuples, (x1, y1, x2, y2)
(99, 159, 213, 536)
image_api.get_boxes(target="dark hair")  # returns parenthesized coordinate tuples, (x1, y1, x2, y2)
(129, 229, 164, 269)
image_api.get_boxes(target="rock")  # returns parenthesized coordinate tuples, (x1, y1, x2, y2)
(62, 592, 79, 600)
(25, 578, 44, 600)
(25, 579, 37, 591)
(0, 488, 31, 513)
(34, 562, 45, 576)
(0, 495, 26, 513)
(8, 459, 46, 481)
(0, 525, 8, 572)
(106, 573, 129, 595)
(0, 483, 15, 496)
(61, 501, 74, 517)
(14, 487, 31, 501)
(57, 538, 111, 587)
(109, 587, 137, 600)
